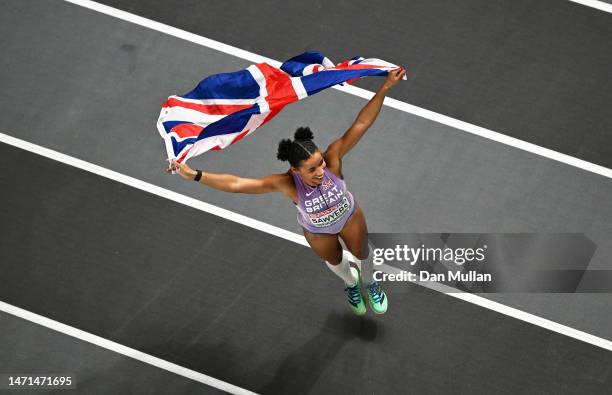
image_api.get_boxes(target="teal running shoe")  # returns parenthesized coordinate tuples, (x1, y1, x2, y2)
(345, 267, 366, 316)
(366, 281, 388, 314)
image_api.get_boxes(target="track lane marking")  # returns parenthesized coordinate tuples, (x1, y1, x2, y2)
(0, 301, 257, 395)
(62, 0, 612, 179)
(2, 132, 612, 360)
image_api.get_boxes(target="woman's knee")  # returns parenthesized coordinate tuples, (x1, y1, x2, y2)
(342, 230, 370, 260)
(304, 230, 343, 264)
(354, 242, 370, 260)
(319, 242, 343, 264)
(325, 250, 344, 265)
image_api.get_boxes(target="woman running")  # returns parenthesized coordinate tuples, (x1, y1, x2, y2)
(167, 67, 406, 315)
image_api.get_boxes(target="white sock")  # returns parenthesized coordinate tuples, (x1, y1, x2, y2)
(325, 254, 356, 286)
(359, 243, 375, 286)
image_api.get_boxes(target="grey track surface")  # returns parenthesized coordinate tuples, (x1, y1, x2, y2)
(1, 144, 612, 394)
(1, 0, 612, 344)
(97, 0, 612, 168)
(0, 313, 224, 394)
(1, 1, 612, 393)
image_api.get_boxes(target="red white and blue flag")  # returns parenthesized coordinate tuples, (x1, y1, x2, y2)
(157, 51, 404, 163)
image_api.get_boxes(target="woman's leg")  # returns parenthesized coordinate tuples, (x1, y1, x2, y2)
(339, 206, 369, 260)
(302, 229, 343, 264)
(339, 206, 374, 284)
(340, 206, 388, 314)
(303, 227, 365, 315)
(303, 228, 355, 286)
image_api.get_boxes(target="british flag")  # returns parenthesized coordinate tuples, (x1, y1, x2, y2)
(157, 51, 404, 163)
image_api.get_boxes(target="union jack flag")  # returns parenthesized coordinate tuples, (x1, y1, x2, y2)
(157, 51, 404, 163)
(321, 178, 334, 191)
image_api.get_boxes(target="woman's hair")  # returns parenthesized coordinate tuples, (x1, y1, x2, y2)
(276, 126, 319, 168)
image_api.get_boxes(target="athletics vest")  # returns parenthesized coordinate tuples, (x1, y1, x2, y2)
(291, 167, 356, 234)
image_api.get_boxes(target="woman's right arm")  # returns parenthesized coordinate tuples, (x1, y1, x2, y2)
(167, 160, 290, 195)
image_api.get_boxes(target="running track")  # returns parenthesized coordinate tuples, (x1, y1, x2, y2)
(1, 0, 611, 393)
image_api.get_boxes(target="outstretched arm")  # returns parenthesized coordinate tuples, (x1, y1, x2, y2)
(325, 67, 406, 160)
(167, 160, 289, 194)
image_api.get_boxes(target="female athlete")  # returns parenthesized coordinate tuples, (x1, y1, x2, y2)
(167, 67, 406, 315)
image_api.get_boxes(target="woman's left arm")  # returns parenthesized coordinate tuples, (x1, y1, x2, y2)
(325, 67, 406, 160)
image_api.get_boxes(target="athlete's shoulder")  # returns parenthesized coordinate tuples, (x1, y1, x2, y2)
(271, 170, 298, 203)
(322, 153, 344, 180)
(265, 171, 294, 193)
(264, 171, 292, 187)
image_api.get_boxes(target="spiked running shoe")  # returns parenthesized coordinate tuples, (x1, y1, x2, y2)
(345, 267, 366, 316)
(366, 281, 388, 314)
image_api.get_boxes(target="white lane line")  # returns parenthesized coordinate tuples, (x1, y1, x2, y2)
(569, 0, 612, 13)
(379, 264, 612, 352)
(0, 133, 307, 248)
(0, 301, 257, 395)
(2, 132, 612, 356)
(62, 0, 612, 179)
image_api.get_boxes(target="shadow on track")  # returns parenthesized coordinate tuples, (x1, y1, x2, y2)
(258, 311, 381, 394)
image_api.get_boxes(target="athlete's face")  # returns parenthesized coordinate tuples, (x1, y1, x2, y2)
(293, 150, 326, 186)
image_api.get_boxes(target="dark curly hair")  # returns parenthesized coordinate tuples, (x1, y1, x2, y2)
(276, 126, 319, 168)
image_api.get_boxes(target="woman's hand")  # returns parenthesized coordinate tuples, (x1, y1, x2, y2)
(165, 159, 196, 181)
(382, 67, 406, 91)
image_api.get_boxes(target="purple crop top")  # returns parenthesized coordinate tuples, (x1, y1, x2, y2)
(291, 167, 357, 234)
